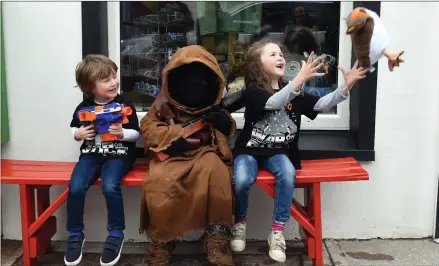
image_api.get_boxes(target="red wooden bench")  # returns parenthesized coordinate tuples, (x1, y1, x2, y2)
(1, 157, 368, 266)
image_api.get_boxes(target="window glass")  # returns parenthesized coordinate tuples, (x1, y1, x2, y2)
(120, 1, 341, 114)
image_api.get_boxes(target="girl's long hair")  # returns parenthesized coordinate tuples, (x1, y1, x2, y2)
(244, 39, 287, 94)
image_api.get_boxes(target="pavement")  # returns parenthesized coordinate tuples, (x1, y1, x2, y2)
(325, 239, 439, 266)
(2, 238, 438, 266)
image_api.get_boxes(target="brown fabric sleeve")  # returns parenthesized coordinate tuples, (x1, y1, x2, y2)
(140, 102, 185, 153)
(212, 111, 236, 166)
(224, 110, 236, 141)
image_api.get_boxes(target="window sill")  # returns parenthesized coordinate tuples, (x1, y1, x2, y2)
(296, 130, 375, 161)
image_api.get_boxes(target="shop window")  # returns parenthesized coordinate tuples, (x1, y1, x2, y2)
(109, 1, 354, 130)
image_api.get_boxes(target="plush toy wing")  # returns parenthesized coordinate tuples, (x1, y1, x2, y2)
(346, 7, 404, 72)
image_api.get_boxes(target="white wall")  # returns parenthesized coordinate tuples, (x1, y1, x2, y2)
(2, 2, 439, 242)
(319, 2, 439, 239)
(1, 2, 85, 240)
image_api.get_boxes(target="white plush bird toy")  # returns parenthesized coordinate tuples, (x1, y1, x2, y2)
(346, 7, 404, 72)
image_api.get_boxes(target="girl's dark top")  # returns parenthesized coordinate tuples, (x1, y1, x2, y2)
(233, 85, 320, 169)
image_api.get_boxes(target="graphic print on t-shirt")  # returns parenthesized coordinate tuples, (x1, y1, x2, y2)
(81, 140, 129, 156)
(246, 107, 298, 148)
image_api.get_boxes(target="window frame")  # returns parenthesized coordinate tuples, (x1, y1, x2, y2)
(107, 1, 353, 130)
(82, 1, 379, 162)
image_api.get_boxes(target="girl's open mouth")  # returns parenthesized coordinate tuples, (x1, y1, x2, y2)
(276, 63, 284, 69)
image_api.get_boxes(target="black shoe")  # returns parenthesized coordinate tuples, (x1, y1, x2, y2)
(100, 234, 124, 266)
(64, 232, 86, 266)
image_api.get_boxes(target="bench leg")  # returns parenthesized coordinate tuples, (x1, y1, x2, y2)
(257, 182, 324, 266)
(36, 187, 53, 255)
(19, 184, 38, 266)
(310, 183, 323, 266)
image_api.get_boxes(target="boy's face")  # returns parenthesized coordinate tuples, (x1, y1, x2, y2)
(92, 72, 119, 100)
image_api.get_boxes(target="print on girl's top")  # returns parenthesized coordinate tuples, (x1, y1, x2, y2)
(233, 85, 320, 169)
(246, 107, 298, 148)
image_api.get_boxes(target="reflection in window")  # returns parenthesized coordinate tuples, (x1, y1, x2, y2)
(120, 1, 341, 114)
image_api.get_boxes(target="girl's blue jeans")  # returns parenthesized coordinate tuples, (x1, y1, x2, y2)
(233, 154, 296, 223)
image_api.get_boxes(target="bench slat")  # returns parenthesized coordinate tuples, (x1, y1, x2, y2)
(2, 157, 357, 166)
(2, 162, 361, 174)
(1, 161, 148, 169)
(1, 158, 368, 185)
(1, 164, 149, 172)
(300, 157, 358, 165)
(1, 165, 366, 176)
(2, 158, 358, 171)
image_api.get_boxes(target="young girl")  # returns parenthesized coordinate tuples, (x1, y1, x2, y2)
(230, 39, 368, 263)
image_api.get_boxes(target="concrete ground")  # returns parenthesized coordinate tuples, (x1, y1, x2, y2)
(325, 239, 439, 266)
(2, 238, 438, 266)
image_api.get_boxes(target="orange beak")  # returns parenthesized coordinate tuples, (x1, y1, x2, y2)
(346, 7, 371, 34)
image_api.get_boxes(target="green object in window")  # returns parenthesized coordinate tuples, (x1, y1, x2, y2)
(197, 1, 262, 36)
(1, 7, 9, 143)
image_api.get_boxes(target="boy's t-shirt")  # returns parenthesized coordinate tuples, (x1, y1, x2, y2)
(70, 94, 140, 163)
(233, 85, 319, 169)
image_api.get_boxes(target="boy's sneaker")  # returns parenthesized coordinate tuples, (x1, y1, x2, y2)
(64, 232, 86, 266)
(230, 222, 246, 252)
(268, 231, 286, 263)
(100, 233, 124, 266)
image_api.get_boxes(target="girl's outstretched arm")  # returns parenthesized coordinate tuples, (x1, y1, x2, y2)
(266, 52, 326, 110)
(265, 81, 301, 110)
(313, 86, 349, 112)
(313, 60, 370, 111)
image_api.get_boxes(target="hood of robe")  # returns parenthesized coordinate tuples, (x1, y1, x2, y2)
(162, 45, 226, 115)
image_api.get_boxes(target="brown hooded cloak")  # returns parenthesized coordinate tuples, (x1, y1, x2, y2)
(139, 45, 236, 243)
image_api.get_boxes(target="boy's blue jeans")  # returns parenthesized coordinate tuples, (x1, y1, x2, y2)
(66, 155, 131, 233)
(233, 154, 296, 223)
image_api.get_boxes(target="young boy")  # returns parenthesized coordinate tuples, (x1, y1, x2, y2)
(65, 54, 140, 266)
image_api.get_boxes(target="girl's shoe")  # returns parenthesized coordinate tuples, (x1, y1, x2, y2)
(268, 231, 286, 263)
(230, 222, 246, 252)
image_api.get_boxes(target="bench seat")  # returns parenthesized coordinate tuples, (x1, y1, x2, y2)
(1, 157, 368, 185)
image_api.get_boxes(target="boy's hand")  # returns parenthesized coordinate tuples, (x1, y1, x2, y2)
(338, 60, 369, 93)
(292, 51, 326, 90)
(75, 124, 96, 141)
(109, 123, 124, 139)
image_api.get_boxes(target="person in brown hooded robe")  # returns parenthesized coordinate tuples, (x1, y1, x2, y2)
(139, 45, 236, 265)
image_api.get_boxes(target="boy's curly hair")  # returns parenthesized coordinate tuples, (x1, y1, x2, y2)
(75, 54, 118, 96)
(244, 39, 287, 94)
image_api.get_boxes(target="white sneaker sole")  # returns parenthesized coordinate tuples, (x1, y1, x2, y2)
(267, 236, 286, 263)
(100, 240, 124, 266)
(64, 237, 86, 266)
(230, 239, 246, 252)
(268, 249, 286, 263)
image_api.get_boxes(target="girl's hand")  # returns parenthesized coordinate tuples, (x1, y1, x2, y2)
(292, 52, 326, 90)
(109, 123, 124, 139)
(338, 60, 369, 92)
(75, 124, 96, 141)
